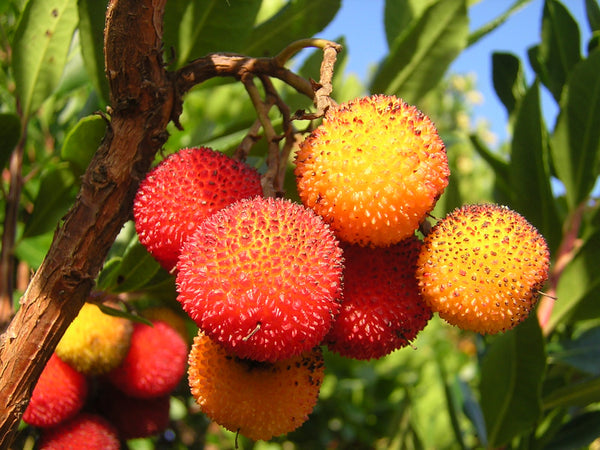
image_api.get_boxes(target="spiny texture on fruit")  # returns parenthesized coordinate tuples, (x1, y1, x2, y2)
(98, 385, 171, 440)
(22, 353, 88, 428)
(55, 302, 133, 375)
(416, 204, 550, 334)
(188, 331, 325, 441)
(134, 146, 263, 271)
(39, 413, 120, 450)
(107, 320, 188, 398)
(177, 196, 344, 362)
(326, 237, 432, 360)
(294, 94, 449, 246)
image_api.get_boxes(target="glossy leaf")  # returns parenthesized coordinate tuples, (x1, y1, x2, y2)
(164, 0, 262, 68)
(509, 81, 561, 250)
(109, 238, 162, 293)
(0, 113, 21, 169)
(370, 0, 468, 105)
(22, 163, 77, 238)
(11, 0, 78, 118)
(244, 0, 340, 57)
(492, 52, 527, 118)
(61, 115, 106, 174)
(551, 50, 600, 209)
(78, 0, 110, 104)
(536, 0, 581, 101)
(480, 315, 546, 447)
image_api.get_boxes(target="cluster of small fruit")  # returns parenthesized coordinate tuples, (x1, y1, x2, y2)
(127, 94, 550, 442)
(23, 303, 188, 448)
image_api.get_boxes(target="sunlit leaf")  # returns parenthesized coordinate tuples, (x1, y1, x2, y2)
(12, 0, 78, 118)
(370, 0, 468, 105)
(468, 0, 534, 46)
(480, 315, 546, 447)
(383, 0, 436, 48)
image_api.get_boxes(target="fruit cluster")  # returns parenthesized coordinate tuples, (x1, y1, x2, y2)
(23, 302, 188, 448)
(123, 94, 550, 442)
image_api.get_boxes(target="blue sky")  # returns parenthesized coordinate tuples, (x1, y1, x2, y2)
(319, 0, 591, 145)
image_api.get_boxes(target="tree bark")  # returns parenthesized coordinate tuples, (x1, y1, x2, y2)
(0, 0, 174, 446)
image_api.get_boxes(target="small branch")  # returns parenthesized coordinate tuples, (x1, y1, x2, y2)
(274, 38, 342, 66)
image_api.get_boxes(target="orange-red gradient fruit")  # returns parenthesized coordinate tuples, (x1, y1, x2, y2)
(188, 331, 325, 441)
(295, 95, 449, 246)
(39, 413, 120, 450)
(416, 204, 550, 334)
(23, 353, 88, 428)
(326, 237, 432, 360)
(134, 146, 263, 271)
(176, 196, 343, 362)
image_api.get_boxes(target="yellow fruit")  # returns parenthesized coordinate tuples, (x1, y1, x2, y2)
(55, 302, 133, 375)
(416, 204, 550, 334)
(187, 331, 324, 441)
(294, 94, 449, 246)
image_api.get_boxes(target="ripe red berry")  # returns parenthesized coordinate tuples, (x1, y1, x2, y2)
(325, 237, 432, 360)
(134, 146, 263, 271)
(39, 413, 120, 450)
(22, 353, 88, 428)
(107, 320, 188, 398)
(177, 196, 344, 362)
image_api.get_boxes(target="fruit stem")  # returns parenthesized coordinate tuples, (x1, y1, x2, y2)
(274, 38, 342, 67)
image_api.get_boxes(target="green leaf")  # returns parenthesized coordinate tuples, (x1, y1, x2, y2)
(77, 0, 110, 104)
(109, 238, 162, 293)
(370, 0, 468, 105)
(550, 326, 600, 375)
(0, 113, 21, 170)
(11, 0, 78, 118)
(480, 315, 546, 447)
(537, 0, 582, 102)
(586, 0, 600, 32)
(492, 52, 527, 118)
(509, 81, 561, 250)
(547, 229, 600, 332)
(22, 163, 77, 238)
(468, 0, 534, 46)
(544, 411, 600, 450)
(543, 376, 600, 410)
(243, 0, 341, 57)
(551, 50, 600, 209)
(61, 115, 106, 174)
(468, 134, 512, 200)
(164, 0, 262, 69)
(97, 304, 153, 326)
(383, 0, 436, 49)
(14, 230, 53, 269)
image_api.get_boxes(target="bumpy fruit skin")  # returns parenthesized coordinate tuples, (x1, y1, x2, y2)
(107, 320, 188, 398)
(188, 331, 325, 441)
(326, 237, 432, 360)
(55, 302, 133, 375)
(39, 413, 120, 450)
(134, 146, 263, 271)
(294, 94, 449, 246)
(22, 353, 88, 428)
(177, 196, 344, 362)
(416, 204, 550, 334)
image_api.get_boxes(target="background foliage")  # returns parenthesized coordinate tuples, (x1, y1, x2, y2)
(2, 0, 600, 448)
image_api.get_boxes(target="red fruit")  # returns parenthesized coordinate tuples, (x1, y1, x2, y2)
(134, 146, 263, 271)
(325, 237, 432, 360)
(22, 353, 88, 428)
(39, 413, 120, 450)
(177, 196, 344, 362)
(107, 320, 188, 398)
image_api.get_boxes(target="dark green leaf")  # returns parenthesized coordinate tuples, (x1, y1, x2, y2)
(96, 257, 122, 291)
(164, 0, 262, 68)
(0, 113, 21, 170)
(480, 315, 546, 447)
(370, 0, 468, 105)
(544, 411, 600, 450)
(468, 134, 512, 200)
(492, 52, 527, 118)
(543, 376, 600, 410)
(537, 0, 581, 101)
(78, 0, 110, 104)
(22, 163, 77, 238)
(551, 50, 600, 209)
(97, 303, 154, 326)
(243, 0, 341, 57)
(468, 0, 534, 46)
(550, 326, 600, 375)
(110, 238, 162, 293)
(11, 0, 78, 118)
(586, 0, 600, 32)
(509, 81, 561, 250)
(61, 115, 106, 174)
